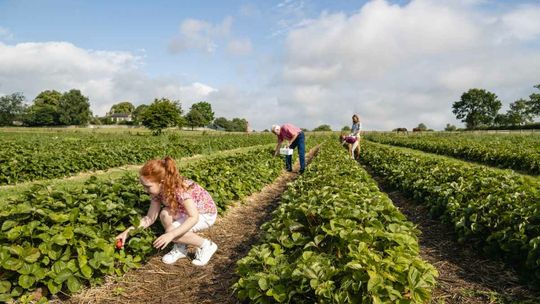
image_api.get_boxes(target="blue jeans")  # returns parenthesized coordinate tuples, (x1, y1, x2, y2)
(285, 132, 305, 171)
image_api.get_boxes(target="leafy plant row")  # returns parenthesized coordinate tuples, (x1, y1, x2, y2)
(0, 144, 285, 302)
(234, 141, 438, 303)
(364, 133, 540, 175)
(0, 132, 276, 185)
(360, 141, 540, 284)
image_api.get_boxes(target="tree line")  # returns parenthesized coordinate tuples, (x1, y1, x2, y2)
(452, 84, 540, 130)
(0, 90, 249, 135)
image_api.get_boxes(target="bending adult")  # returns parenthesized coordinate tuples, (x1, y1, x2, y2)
(272, 123, 305, 174)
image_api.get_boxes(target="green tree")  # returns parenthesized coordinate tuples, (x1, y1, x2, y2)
(444, 123, 457, 131)
(185, 109, 206, 130)
(213, 117, 230, 130)
(452, 88, 502, 129)
(34, 90, 62, 106)
(132, 104, 148, 125)
(416, 123, 427, 131)
(141, 98, 183, 135)
(189, 102, 214, 126)
(312, 124, 331, 132)
(23, 104, 58, 126)
(0, 92, 26, 126)
(110, 101, 135, 114)
(341, 126, 351, 132)
(527, 84, 540, 116)
(58, 89, 92, 125)
(505, 99, 533, 126)
(230, 118, 248, 132)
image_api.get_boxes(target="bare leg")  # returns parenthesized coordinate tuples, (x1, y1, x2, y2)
(160, 208, 205, 247)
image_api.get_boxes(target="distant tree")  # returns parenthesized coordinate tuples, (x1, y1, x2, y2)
(24, 104, 58, 126)
(110, 101, 135, 114)
(452, 88, 501, 129)
(230, 118, 248, 132)
(185, 109, 206, 130)
(312, 124, 332, 132)
(141, 98, 183, 135)
(34, 90, 62, 106)
(0, 92, 26, 126)
(301, 128, 308, 132)
(444, 123, 457, 131)
(527, 84, 540, 116)
(341, 126, 351, 132)
(505, 99, 534, 126)
(132, 104, 148, 125)
(190, 102, 214, 126)
(58, 89, 92, 125)
(416, 123, 427, 131)
(213, 117, 231, 130)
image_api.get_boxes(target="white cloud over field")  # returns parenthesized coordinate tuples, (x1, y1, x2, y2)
(0, 41, 216, 115)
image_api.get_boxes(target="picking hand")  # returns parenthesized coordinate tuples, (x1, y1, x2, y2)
(153, 232, 175, 250)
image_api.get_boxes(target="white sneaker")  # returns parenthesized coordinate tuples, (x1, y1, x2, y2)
(162, 243, 187, 264)
(192, 240, 218, 266)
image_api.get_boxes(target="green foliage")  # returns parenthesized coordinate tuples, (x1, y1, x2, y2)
(234, 141, 438, 303)
(0, 93, 27, 126)
(312, 124, 332, 132)
(141, 98, 183, 135)
(213, 117, 248, 132)
(0, 132, 277, 185)
(361, 141, 540, 285)
(132, 104, 148, 125)
(444, 124, 456, 131)
(416, 123, 427, 131)
(341, 126, 351, 132)
(364, 133, 540, 175)
(58, 89, 92, 126)
(185, 109, 206, 130)
(110, 102, 135, 115)
(0, 143, 288, 301)
(452, 88, 502, 129)
(189, 101, 214, 127)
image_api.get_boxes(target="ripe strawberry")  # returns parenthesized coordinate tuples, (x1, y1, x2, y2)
(116, 239, 123, 250)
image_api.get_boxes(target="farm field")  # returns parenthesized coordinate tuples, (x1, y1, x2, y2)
(1, 129, 539, 303)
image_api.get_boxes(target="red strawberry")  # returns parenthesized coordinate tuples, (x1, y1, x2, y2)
(116, 239, 123, 250)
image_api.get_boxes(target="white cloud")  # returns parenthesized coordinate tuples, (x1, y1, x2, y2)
(275, 0, 540, 130)
(227, 38, 253, 55)
(168, 17, 233, 53)
(0, 41, 216, 116)
(0, 27, 13, 40)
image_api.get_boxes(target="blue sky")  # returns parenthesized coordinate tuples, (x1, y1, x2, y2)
(1, 0, 540, 130)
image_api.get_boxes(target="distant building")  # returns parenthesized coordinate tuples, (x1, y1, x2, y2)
(108, 113, 132, 123)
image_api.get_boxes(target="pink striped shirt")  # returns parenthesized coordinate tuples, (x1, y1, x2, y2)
(278, 123, 302, 141)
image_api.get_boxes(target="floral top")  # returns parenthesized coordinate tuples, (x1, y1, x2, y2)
(155, 180, 217, 217)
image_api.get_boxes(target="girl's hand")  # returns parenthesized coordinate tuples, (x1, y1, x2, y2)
(115, 230, 130, 249)
(153, 232, 175, 250)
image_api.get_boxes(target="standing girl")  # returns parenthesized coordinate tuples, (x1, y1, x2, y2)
(116, 156, 218, 266)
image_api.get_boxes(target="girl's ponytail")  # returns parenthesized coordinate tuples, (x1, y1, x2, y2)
(161, 156, 183, 214)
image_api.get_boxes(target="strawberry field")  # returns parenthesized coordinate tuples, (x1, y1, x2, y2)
(0, 129, 539, 303)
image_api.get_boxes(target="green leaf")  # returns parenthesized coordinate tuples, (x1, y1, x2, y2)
(258, 277, 268, 291)
(18, 274, 35, 289)
(47, 280, 62, 295)
(23, 247, 41, 263)
(51, 234, 67, 246)
(0, 280, 11, 294)
(1, 220, 17, 231)
(67, 276, 82, 293)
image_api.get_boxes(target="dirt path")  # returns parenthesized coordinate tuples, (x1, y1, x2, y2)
(67, 146, 319, 304)
(363, 165, 540, 304)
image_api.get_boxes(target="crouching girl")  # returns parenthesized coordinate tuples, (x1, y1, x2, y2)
(116, 156, 218, 266)
(340, 134, 360, 159)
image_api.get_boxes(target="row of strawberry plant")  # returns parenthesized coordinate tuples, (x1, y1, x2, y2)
(0, 144, 286, 302)
(234, 141, 438, 303)
(360, 141, 540, 284)
(0, 132, 275, 185)
(364, 133, 540, 175)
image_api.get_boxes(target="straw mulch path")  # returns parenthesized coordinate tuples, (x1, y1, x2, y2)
(67, 146, 320, 304)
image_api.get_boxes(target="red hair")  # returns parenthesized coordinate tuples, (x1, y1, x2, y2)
(139, 156, 187, 213)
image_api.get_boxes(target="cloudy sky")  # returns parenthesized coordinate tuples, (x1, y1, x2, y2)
(1, 0, 539, 131)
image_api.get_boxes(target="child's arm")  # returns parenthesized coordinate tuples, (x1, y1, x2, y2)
(116, 199, 160, 243)
(153, 198, 199, 250)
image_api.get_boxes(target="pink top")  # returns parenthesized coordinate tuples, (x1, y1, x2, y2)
(155, 180, 217, 218)
(278, 123, 302, 141)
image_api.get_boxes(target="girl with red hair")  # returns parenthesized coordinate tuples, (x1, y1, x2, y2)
(116, 156, 218, 266)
